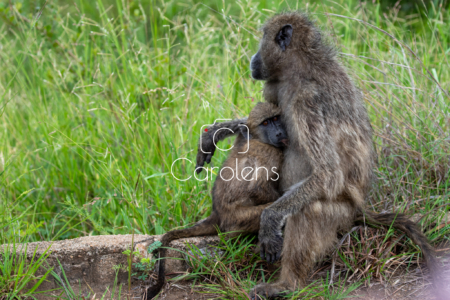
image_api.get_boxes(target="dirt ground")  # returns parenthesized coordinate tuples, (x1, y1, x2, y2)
(122, 265, 448, 300)
(145, 258, 450, 300)
(136, 279, 440, 300)
(41, 268, 446, 300)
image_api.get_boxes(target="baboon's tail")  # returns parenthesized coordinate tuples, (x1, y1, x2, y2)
(145, 214, 219, 300)
(355, 210, 448, 299)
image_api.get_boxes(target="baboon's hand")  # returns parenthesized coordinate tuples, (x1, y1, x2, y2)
(195, 118, 247, 173)
(195, 129, 217, 173)
(259, 233, 283, 263)
(259, 209, 284, 263)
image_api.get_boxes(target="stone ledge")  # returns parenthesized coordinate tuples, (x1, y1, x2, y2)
(3, 234, 220, 298)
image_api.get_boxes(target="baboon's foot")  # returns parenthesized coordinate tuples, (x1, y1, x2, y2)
(249, 282, 290, 299)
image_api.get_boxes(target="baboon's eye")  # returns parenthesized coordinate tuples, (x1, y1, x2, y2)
(273, 116, 278, 121)
(263, 121, 268, 126)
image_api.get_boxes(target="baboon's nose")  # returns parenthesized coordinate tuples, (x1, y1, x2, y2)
(250, 54, 256, 71)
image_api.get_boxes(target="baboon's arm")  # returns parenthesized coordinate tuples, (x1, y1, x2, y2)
(258, 175, 321, 262)
(195, 118, 247, 173)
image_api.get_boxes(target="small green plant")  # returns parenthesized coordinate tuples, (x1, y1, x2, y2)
(132, 258, 154, 281)
(127, 241, 162, 281)
(146, 241, 163, 254)
(121, 249, 137, 258)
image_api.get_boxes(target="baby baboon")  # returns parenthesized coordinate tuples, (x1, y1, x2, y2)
(143, 102, 288, 299)
(196, 12, 445, 299)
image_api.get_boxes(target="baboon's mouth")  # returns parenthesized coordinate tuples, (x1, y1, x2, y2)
(281, 139, 289, 146)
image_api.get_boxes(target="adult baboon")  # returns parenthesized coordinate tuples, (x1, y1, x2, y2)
(196, 12, 445, 299)
(143, 102, 288, 299)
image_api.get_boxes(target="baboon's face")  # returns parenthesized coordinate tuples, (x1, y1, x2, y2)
(241, 115, 288, 148)
(255, 115, 288, 148)
(244, 102, 287, 147)
(250, 51, 266, 80)
(250, 13, 318, 81)
(250, 25, 292, 81)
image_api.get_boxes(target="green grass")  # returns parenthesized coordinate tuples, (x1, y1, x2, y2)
(0, 0, 449, 298)
(168, 233, 363, 299)
(0, 241, 53, 299)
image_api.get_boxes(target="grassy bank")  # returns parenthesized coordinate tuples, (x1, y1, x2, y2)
(0, 0, 449, 297)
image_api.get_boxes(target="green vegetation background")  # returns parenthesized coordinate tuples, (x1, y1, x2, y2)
(0, 0, 449, 249)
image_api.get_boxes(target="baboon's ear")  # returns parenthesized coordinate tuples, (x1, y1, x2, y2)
(239, 124, 252, 140)
(275, 24, 293, 51)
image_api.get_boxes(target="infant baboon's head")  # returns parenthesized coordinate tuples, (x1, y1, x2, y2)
(241, 102, 288, 148)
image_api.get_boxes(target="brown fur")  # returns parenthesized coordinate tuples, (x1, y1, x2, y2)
(249, 12, 375, 298)
(252, 13, 446, 299)
(196, 12, 445, 300)
(142, 102, 284, 299)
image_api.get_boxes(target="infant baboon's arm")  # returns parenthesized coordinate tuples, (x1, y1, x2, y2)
(196, 118, 246, 172)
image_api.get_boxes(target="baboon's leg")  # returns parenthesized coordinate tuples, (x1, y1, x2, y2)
(222, 203, 273, 237)
(251, 201, 355, 299)
(145, 215, 219, 299)
(222, 177, 281, 237)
